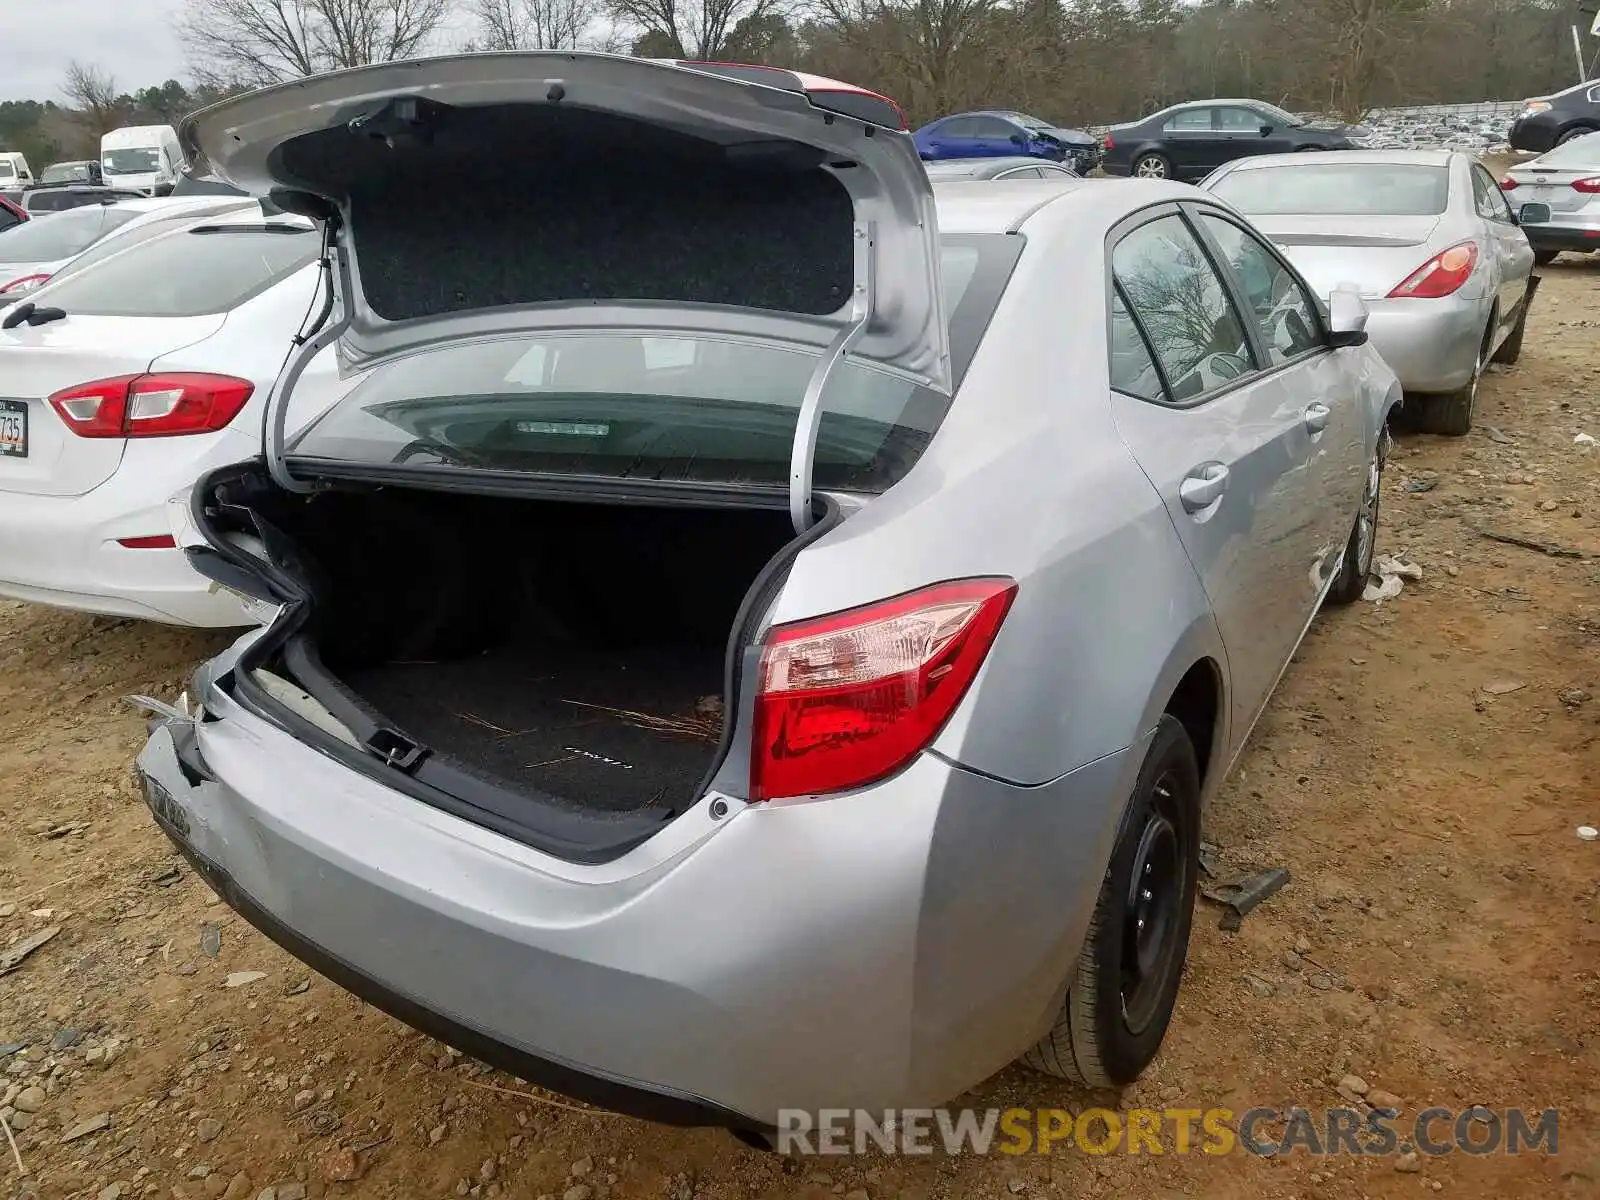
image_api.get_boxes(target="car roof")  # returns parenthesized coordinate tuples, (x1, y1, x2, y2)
(1221, 148, 1456, 171)
(933, 177, 1193, 234)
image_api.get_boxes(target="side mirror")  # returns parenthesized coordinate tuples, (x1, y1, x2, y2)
(1009, 133, 1025, 146)
(1259, 124, 1274, 136)
(1517, 200, 1551, 226)
(1327, 283, 1369, 347)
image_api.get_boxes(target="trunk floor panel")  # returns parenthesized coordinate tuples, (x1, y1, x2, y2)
(341, 643, 726, 813)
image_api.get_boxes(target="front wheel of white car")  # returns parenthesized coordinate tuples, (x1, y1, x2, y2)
(1021, 715, 1200, 1087)
(1326, 434, 1387, 606)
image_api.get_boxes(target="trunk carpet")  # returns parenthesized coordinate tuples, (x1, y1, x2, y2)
(341, 641, 726, 813)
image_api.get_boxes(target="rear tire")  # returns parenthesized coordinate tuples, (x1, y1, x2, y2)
(1133, 152, 1172, 180)
(1021, 715, 1200, 1088)
(1533, 249, 1560, 266)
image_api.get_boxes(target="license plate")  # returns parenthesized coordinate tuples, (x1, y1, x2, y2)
(0, 400, 25, 458)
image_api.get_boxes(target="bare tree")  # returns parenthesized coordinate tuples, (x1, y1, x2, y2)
(177, 0, 453, 89)
(811, 0, 1010, 118)
(62, 61, 126, 138)
(470, 0, 600, 48)
(605, 0, 788, 59)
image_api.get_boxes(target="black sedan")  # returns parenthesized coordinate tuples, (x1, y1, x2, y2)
(923, 156, 1079, 182)
(1508, 79, 1600, 154)
(1099, 99, 1367, 181)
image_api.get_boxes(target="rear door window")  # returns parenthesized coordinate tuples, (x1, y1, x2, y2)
(289, 234, 1023, 493)
(36, 223, 318, 316)
(1164, 109, 1213, 132)
(1112, 214, 1255, 403)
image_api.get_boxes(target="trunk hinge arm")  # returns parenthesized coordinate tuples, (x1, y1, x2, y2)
(264, 221, 354, 494)
(789, 221, 874, 535)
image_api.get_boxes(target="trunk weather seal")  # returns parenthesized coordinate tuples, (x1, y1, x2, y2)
(789, 220, 872, 534)
(180, 463, 840, 864)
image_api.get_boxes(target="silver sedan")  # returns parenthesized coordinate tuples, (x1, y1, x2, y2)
(1500, 130, 1600, 265)
(1201, 150, 1537, 435)
(137, 53, 1398, 1134)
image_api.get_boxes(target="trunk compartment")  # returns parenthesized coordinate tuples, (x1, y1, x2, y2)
(194, 469, 823, 860)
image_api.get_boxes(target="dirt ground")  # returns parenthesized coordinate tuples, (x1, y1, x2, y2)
(1, 253, 1597, 1200)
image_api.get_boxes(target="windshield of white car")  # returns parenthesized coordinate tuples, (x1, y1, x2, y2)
(102, 148, 160, 174)
(0, 163, 14, 180)
(34, 224, 318, 317)
(1211, 163, 1449, 215)
(0, 206, 137, 264)
(289, 234, 1022, 493)
(1530, 131, 1600, 166)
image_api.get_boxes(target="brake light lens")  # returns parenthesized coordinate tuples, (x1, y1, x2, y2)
(1387, 240, 1478, 299)
(1572, 176, 1600, 193)
(1499, 177, 1519, 190)
(1103, 134, 1114, 150)
(750, 578, 1017, 802)
(48, 373, 254, 439)
(1, 273, 50, 294)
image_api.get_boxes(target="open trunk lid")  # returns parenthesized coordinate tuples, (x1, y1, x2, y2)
(182, 54, 950, 522)
(1250, 214, 1443, 300)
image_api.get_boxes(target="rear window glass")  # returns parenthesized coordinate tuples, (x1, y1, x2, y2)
(0, 206, 134, 264)
(1211, 163, 1450, 215)
(290, 234, 1021, 493)
(43, 203, 258, 287)
(1531, 131, 1600, 165)
(37, 224, 318, 317)
(26, 191, 115, 214)
(0, 163, 14, 181)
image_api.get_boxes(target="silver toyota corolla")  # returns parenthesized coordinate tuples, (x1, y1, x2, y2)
(1201, 150, 1537, 436)
(133, 53, 1399, 1135)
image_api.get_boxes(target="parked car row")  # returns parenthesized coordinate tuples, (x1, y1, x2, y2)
(0, 54, 1560, 1148)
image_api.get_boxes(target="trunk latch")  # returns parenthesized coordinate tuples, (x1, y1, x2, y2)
(365, 728, 429, 773)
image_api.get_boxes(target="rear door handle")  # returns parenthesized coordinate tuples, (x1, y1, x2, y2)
(1304, 402, 1331, 433)
(1179, 462, 1230, 512)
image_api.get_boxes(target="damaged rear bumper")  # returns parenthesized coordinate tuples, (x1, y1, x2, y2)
(134, 687, 1134, 1128)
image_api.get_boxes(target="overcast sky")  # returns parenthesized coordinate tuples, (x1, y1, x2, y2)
(2, 0, 194, 101)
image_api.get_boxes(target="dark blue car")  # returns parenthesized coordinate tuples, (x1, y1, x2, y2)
(912, 110, 1100, 173)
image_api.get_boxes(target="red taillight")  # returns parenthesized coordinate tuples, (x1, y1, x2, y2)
(1387, 240, 1478, 299)
(749, 578, 1017, 803)
(1, 273, 51, 294)
(48, 373, 253, 439)
(1102, 134, 1114, 150)
(1572, 176, 1600, 193)
(1499, 177, 1519, 190)
(116, 534, 177, 549)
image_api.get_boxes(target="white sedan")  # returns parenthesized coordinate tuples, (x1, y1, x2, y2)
(0, 202, 348, 626)
(0, 195, 257, 303)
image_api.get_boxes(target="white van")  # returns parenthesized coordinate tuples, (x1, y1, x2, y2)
(0, 152, 33, 193)
(99, 126, 185, 197)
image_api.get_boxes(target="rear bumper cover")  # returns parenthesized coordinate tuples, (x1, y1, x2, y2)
(134, 686, 1137, 1127)
(1362, 296, 1484, 394)
(1520, 222, 1600, 253)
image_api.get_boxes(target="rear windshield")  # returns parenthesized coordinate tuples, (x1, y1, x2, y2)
(0, 163, 14, 181)
(42, 203, 256, 287)
(36, 223, 318, 317)
(0, 206, 136, 264)
(290, 233, 1021, 493)
(1531, 131, 1600, 166)
(1211, 163, 1449, 215)
(41, 163, 94, 184)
